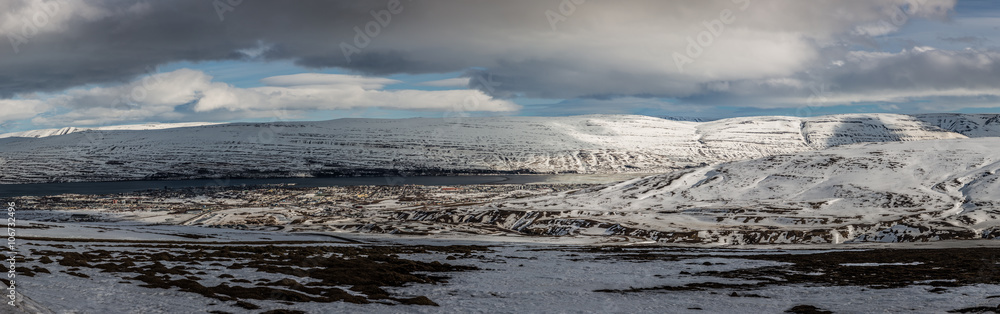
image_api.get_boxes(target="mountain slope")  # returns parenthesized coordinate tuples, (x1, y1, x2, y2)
(494, 137, 1000, 244)
(0, 113, 993, 184)
(0, 122, 223, 139)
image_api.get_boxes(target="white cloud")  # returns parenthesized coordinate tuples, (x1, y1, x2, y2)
(23, 69, 520, 127)
(0, 0, 122, 39)
(2, 0, 991, 120)
(0, 98, 49, 123)
(192, 73, 519, 113)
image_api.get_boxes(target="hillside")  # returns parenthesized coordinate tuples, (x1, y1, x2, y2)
(0, 113, 996, 184)
(0, 122, 223, 139)
(487, 137, 1000, 244)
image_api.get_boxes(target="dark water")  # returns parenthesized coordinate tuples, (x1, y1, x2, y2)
(0, 175, 556, 198)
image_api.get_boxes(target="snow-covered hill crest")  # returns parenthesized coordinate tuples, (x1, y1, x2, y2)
(0, 113, 997, 184)
(0, 122, 223, 139)
(495, 137, 1000, 244)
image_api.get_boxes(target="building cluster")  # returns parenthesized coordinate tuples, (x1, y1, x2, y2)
(14, 183, 598, 224)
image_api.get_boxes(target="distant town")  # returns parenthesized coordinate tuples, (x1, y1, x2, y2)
(14, 183, 599, 234)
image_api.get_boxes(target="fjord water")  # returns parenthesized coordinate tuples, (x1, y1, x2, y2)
(0, 176, 525, 197)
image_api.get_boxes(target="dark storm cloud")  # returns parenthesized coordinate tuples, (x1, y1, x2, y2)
(0, 0, 405, 96)
(4, 0, 579, 96)
(2, 0, 987, 108)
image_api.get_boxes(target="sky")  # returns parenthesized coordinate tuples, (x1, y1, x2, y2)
(0, 0, 999, 133)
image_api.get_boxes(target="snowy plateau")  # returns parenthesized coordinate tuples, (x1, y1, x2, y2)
(7, 113, 1000, 314)
(1, 113, 998, 184)
(4, 113, 1000, 245)
(489, 137, 1000, 244)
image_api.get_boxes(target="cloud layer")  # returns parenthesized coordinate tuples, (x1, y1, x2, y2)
(2, 0, 998, 125)
(9, 69, 518, 126)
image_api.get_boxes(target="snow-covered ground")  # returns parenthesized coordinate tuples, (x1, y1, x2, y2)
(485, 137, 1000, 244)
(9, 220, 1000, 313)
(16, 134, 1000, 245)
(0, 122, 223, 139)
(2, 113, 997, 184)
(6, 113, 1000, 312)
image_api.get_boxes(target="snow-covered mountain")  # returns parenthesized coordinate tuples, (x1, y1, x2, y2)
(0, 122, 222, 139)
(0, 113, 997, 184)
(488, 137, 1000, 244)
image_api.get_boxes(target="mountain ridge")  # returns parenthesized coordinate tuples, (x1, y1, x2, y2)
(477, 137, 1000, 244)
(1, 113, 998, 184)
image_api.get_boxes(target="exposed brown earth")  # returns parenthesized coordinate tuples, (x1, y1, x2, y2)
(24, 241, 487, 308)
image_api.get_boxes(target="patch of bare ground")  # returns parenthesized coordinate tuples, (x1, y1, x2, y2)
(706, 248, 1000, 289)
(948, 306, 1000, 313)
(596, 248, 1000, 296)
(27, 243, 487, 307)
(785, 305, 833, 314)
